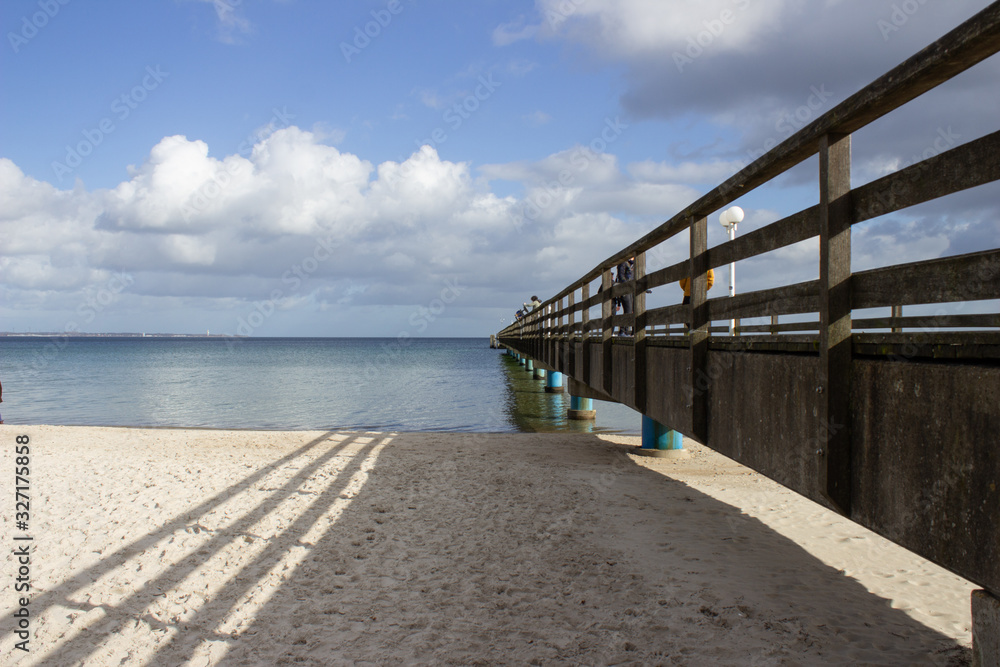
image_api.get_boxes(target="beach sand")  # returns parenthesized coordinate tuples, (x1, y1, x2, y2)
(1, 426, 975, 665)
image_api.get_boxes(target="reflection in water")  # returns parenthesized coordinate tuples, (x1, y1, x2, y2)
(0, 337, 640, 433)
(497, 353, 640, 434)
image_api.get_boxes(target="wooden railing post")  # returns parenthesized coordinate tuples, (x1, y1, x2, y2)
(818, 132, 853, 514)
(581, 283, 591, 386)
(556, 297, 564, 370)
(546, 302, 554, 366)
(689, 216, 711, 442)
(567, 291, 576, 375)
(602, 268, 614, 396)
(568, 291, 576, 340)
(635, 252, 648, 415)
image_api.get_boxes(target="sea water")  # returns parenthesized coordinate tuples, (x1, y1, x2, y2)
(0, 337, 640, 433)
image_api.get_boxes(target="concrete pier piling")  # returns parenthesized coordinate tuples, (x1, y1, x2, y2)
(544, 371, 564, 393)
(568, 395, 596, 420)
(973, 589, 1000, 667)
(637, 415, 688, 459)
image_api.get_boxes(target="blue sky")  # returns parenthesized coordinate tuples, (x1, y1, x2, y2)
(1, 0, 998, 336)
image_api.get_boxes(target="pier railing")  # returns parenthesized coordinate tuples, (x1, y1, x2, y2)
(498, 4, 1000, 602)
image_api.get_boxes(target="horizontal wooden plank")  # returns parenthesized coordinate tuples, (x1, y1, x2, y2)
(738, 321, 822, 333)
(853, 314, 1000, 330)
(707, 336, 819, 351)
(646, 304, 690, 327)
(709, 206, 819, 268)
(853, 130, 1000, 223)
(708, 281, 821, 320)
(852, 250, 1000, 308)
(609, 283, 631, 300)
(608, 314, 635, 327)
(580, 293, 602, 311)
(854, 332, 1000, 359)
(645, 261, 689, 291)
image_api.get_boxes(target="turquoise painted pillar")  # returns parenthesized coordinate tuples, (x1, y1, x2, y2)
(544, 371, 564, 393)
(642, 415, 683, 450)
(568, 395, 596, 420)
(518, 355, 525, 365)
(525, 359, 534, 371)
(533, 367, 546, 380)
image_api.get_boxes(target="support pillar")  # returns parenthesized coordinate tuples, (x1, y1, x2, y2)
(973, 589, 1000, 667)
(518, 354, 525, 365)
(533, 368, 546, 380)
(818, 132, 853, 514)
(568, 396, 596, 420)
(525, 359, 533, 372)
(545, 371, 564, 393)
(636, 415, 689, 458)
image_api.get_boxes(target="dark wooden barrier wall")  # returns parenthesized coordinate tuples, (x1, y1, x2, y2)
(498, 5, 1000, 598)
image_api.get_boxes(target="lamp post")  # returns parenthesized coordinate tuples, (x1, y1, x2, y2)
(719, 206, 744, 336)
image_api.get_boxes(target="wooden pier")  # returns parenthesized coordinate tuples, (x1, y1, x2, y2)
(497, 5, 1000, 661)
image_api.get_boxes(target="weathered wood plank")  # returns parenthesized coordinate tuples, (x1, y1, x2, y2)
(853, 314, 1000, 330)
(818, 132, 853, 515)
(709, 206, 819, 268)
(645, 304, 689, 327)
(635, 252, 648, 415)
(707, 281, 821, 321)
(601, 268, 614, 396)
(690, 215, 710, 442)
(644, 260, 689, 292)
(852, 249, 1000, 308)
(853, 332, 1000, 360)
(738, 321, 822, 333)
(853, 130, 1000, 223)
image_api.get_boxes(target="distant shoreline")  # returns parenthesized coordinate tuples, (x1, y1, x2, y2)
(0, 332, 240, 338)
(0, 334, 489, 339)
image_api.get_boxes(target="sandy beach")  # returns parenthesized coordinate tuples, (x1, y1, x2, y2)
(1, 426, 975, 665)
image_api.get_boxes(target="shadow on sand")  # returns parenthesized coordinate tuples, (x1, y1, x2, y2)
(3, 427, 970, 665)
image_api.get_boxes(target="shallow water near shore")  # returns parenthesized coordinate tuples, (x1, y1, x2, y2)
(0, 337, 640, 433)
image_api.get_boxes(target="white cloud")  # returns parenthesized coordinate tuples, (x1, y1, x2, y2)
(5, 105, 993, 335)
(628, 159, 745, 185)
(492, 16, 538, 46)
(164, 234, 217, 266)
(195, 0, 254, 44)
(481, 145, 622, 188)
(5, 132, 595, 325)
(528, 0, 797, 57)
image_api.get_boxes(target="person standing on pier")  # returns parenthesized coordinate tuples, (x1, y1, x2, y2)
(679, 269, 715, 305)
(616, 257, 636, 335)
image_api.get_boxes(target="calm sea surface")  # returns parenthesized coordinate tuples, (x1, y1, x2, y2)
(0, 337, 640, 433)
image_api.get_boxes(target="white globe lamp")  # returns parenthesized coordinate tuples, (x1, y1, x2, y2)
(719, 205, 744, 230)
(719, 206, 744, 336)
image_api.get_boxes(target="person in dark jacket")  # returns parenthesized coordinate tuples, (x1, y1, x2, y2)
(616, 257, 635, 335)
